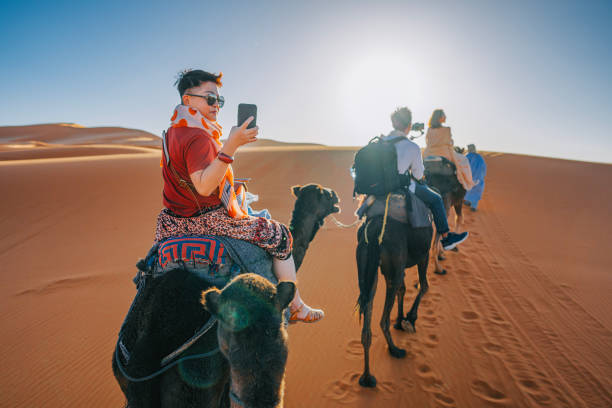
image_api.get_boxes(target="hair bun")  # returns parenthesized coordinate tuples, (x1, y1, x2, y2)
(174, 69, 193, 87)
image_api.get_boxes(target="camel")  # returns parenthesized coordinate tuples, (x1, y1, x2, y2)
(424, 157, 466, 275)
(202, 273, 295, 408)
(113, 184, 339, 408)
(356, 208, 433, 387)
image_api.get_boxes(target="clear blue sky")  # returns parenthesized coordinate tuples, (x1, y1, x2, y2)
(1, 0, 610, 162)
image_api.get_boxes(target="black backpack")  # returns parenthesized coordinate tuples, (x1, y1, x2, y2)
(352, 135, 406, 196)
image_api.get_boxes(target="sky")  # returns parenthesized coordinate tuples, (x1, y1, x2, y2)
(1, 0, 611, 163)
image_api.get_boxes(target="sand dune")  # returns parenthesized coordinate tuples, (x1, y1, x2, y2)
(0, 123, 162, 147)
(0, 126, 610, 407)
(0, 124, 321, 161)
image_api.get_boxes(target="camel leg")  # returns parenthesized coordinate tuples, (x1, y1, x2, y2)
(452, 191, 465, 241)
(394, 278, 406, 330)
(445, 197, 454, 230)
(359, 298, 377, 388)
(357, 233, 379, 388)
(437, 245, 446, 261)
(379, 267, 406, 358)
(404, 256, 429, 332)
(455, 202, 464, 233)
(438, 239, 447, 257)
(452, 200, 464, 253)
(433, 233, 446, 275)
(417, 254, 429, 295)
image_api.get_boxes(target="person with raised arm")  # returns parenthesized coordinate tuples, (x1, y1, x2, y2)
(155, 69, 323, 323)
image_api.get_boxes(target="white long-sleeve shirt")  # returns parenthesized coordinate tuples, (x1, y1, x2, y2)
(381, 130, 424, 192)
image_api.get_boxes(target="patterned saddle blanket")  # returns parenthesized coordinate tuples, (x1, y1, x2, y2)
(158, 236, 228, 269)
(136, 235, 277, 289)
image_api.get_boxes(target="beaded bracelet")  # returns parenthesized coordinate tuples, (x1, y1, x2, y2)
(217, 152, 234, 164)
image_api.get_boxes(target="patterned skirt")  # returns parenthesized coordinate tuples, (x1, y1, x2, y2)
(154, 206, 293, 260)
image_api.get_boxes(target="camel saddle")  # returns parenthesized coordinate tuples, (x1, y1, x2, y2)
(135, 236, 278, 290)
(423, 155, 457, 176)
(362, 192, 432, 228)
(423, 156, 462, 195)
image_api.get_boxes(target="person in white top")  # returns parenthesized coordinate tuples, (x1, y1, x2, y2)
(382, 107, 468, 251)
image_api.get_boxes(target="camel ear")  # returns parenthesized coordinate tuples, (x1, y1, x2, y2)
(291, 185, 302, 197)
(275, 281, 296, 312)
(202, 288, 221, 316)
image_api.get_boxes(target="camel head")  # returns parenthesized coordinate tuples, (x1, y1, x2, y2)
(202, 274, 296, 408)
(292, 183, 340, 220)
(289, 184, 340, 271)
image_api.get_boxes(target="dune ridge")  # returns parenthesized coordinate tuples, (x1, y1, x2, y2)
(0, 123, 161, 147)
(0, 123, 329, 161)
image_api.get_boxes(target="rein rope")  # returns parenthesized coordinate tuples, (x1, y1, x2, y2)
(328, 215, 362, 229)
(115, 313, 219, 383)
(161, 316, 218, 366)
(115, 340, 220, 383)
(230, 389, 246, 407)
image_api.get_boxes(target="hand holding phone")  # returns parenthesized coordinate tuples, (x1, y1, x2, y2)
(223, 104, 259, 155)
(238, 103, 257, 129)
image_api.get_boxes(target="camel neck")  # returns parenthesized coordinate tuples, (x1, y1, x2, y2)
(289, 211, 321, 272)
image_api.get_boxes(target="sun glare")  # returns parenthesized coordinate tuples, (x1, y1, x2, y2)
(337, 52, 433, 145)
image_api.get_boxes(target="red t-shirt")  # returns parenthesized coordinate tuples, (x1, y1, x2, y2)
(162, 126, 221, 216)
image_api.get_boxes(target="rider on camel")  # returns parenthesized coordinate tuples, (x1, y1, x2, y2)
(382, 107, 468, 250)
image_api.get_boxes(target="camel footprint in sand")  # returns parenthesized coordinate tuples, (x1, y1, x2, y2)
(345, 340, 364, 360)
(415, 363, 456, 407)
(344, 334, 379, 360)
(423, 333, 440, 348)
(324, 371, 396, 403)
(517, 379, 553, 405)
(460, 310, 480, 323)
(420, 313, 443, 329)
(482, 342, 505, 356)
(470, 379, 510, 406)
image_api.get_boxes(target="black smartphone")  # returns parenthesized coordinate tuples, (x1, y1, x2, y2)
(237, 103, 257, 129)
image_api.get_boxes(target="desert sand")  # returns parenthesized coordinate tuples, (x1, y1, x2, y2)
(0, 124, 610, 407)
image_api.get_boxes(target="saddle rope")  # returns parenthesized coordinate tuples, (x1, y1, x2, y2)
(379, 193, 392, 244)
(363, 193, 391, 245)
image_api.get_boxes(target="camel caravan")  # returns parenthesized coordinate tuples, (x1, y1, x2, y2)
(113, 70, 481, 406)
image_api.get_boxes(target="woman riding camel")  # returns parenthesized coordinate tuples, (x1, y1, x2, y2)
(423, 109, 475, 191)
(154, 69, 323, 324)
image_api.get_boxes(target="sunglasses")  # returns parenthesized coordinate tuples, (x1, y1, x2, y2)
(185, 93, 225, 108)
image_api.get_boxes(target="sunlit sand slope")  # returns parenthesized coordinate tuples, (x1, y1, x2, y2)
(0, 141, 610, 407)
